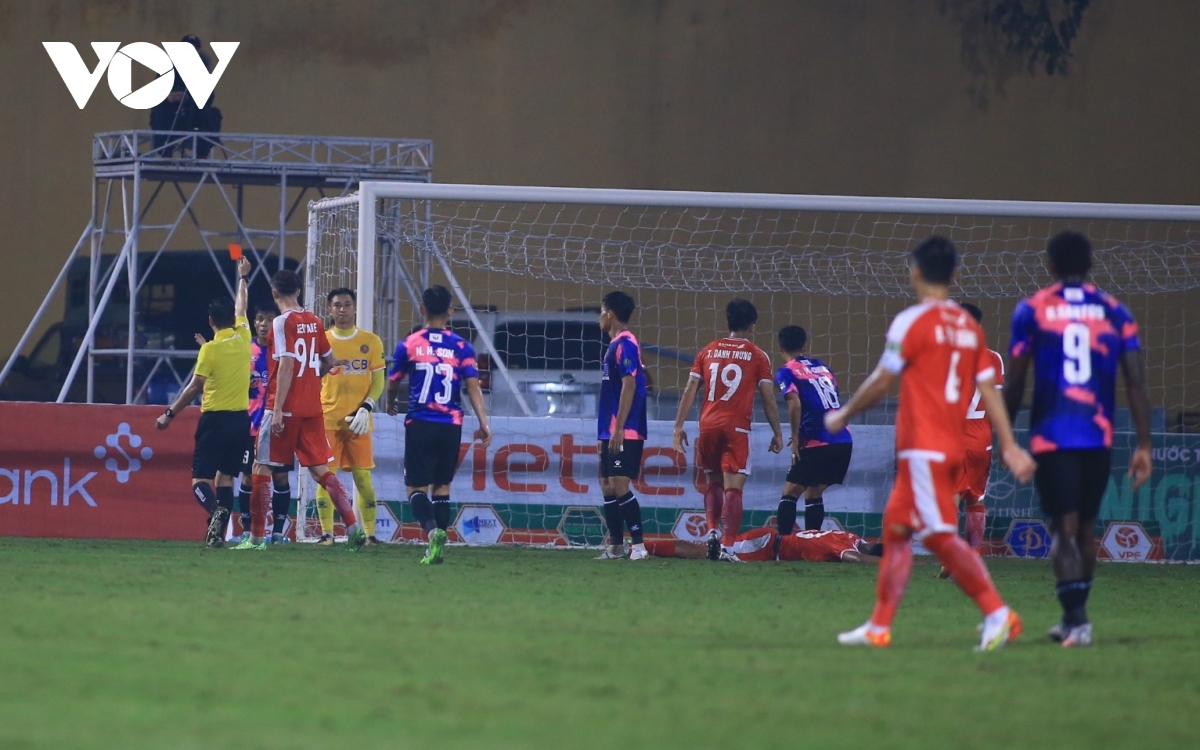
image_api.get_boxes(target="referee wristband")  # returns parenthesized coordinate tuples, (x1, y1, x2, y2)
(164, 407, 175, 418)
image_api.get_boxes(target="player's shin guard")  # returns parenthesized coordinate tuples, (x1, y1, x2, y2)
(250, 474, 271, 541)
(432, 495, 451, 531)
(352, 469, 378, 537)
(409, 491, 435, 534)
(317, 472, 357, 527)
(924, 532, 1004, 617)
(804, 497, 825, 531)
(192, 482, 218, 515)
(602, 495, 624, 546)
(869, 538, 913, 629)
(965, 502, 986, 552)
(720, 488, 743, 547)
(618, 492, 644, 545)
(315, 487, 334, 535)
(271, 485, 290, 536)
(704, 483, 724, 535)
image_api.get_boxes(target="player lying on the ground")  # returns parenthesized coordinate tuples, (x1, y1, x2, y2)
(645, 527, 881, 563)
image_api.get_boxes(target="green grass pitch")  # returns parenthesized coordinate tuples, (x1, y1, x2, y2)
(1, 539, 1198, 750)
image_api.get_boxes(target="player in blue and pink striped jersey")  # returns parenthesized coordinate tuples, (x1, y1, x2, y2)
(387, 285, 492, 564)
(1005, 230, 1152, 648)
(773, 325, 853, 542)
(594, 290, 650, 561)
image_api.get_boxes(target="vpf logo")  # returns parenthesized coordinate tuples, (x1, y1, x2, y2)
(94, 423, 154, 484)
(672, 511, 709, 542)
(1115, 526, 1140, 549)
(43, 41, 238, 109)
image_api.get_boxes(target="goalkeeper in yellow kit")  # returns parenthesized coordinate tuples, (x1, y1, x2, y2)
(316, 287, 387, 545)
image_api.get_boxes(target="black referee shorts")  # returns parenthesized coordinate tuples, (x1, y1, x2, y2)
(404, 420, 464, 488)
(194, 410, 252, 480)
(1034, 449, 1112, 522)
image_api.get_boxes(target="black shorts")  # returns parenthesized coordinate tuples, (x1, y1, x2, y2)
(1034, 449, 1112, 522)
(405, 420, 463, 488)
(786, 442, 853, 487)
(238, 436, 256, 477)
(193, 410, 252, 480)
(599, 439, 644, 480)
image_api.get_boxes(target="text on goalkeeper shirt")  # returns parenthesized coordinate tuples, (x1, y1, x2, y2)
(321, 327, 386, 431)
(196, 315, 252, 412)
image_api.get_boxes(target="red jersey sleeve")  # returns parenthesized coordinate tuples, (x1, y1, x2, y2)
(315, 318, 331, 359)
(753, 346, 773, 385)
(272, 314, 296, 361)
(973, 324, 996, 384)
(689, 345, 707, 381)
(991, 350, 1005, 389)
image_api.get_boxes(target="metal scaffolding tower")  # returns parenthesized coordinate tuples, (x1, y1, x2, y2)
(0, 129, 432, 404)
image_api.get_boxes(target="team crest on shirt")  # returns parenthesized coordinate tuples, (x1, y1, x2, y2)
(360, 344, 369, 354)
(429, 332, 443, 343)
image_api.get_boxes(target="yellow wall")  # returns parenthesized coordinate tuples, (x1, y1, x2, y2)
(2, 1, 1198, 408)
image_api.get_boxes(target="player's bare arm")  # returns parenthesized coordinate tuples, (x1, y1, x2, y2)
(234, 257, 250, 318)
(609, 373, 637, 454)
(386, 375, 404, 416)
(271, 356, 295, 434)
(1003, 352, 1031, 422)
(976, 376, 1034, 483)
(156, 374, 207, 430)
(1120, 348, 1154, 490)
(785, 391, 803, 460)
(825, 364, 897, 435)
(758, 379, 784, 453)
(672, 376, 701, 453)
(464, 376, 493, 448)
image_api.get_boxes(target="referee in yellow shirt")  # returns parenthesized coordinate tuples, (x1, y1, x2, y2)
(157, 257, 253, 547)
(315, 287, 387, 545)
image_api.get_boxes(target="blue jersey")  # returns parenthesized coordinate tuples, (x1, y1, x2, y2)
(1010, 282, 1140, 453)
(775, 356, 852, 448)
(388, 328, 479, 425)
(598, 330, 648, 441)
(248, 340, 269, 436)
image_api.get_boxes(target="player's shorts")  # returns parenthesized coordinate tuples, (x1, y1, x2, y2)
(1034, 449, 1111, 522)
(695, 426, 751, 475)
(193, 410, 251, 480)
(238, 435, 256, 477)
(256, 412, 333, 469)
(883, 449, 963, 541)
(404, 419, 463, 488)
(327, 427, 375, 470)
(599, 439, 644, 480)
(786, 442, 853, 487)
(958, 447, 993, 502)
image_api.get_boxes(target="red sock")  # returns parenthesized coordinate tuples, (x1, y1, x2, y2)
(924, 532, 1004, 616)
(317, 472, 358, 526)
(644, 540, 674, 557)
(703, 483, 724, 535)
(720, 487, 743, 544)
(250, 475, 271, 539)
(965, 503, 986, 552)
(869, 538, 913, 628)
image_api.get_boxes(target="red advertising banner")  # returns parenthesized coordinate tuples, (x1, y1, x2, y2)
(0, 402, 206, 540)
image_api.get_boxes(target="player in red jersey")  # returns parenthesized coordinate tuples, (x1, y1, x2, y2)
(672, 299, 784, 562)
(825, 236, 1035, 650)
(238, 269, 366, 551)
(646, 527, 881, 563)
(936, 302, 1004, 578)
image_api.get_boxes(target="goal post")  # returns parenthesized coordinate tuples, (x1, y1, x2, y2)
(304, 182, 1200, 560)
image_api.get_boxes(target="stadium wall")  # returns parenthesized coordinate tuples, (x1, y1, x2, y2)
(2, 403, 1196, 561)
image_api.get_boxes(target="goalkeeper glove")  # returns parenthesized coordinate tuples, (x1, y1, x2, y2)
(345, 397, 375, 436)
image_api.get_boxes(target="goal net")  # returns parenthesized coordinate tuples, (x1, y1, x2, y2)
(304, 184, 1200, 561)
